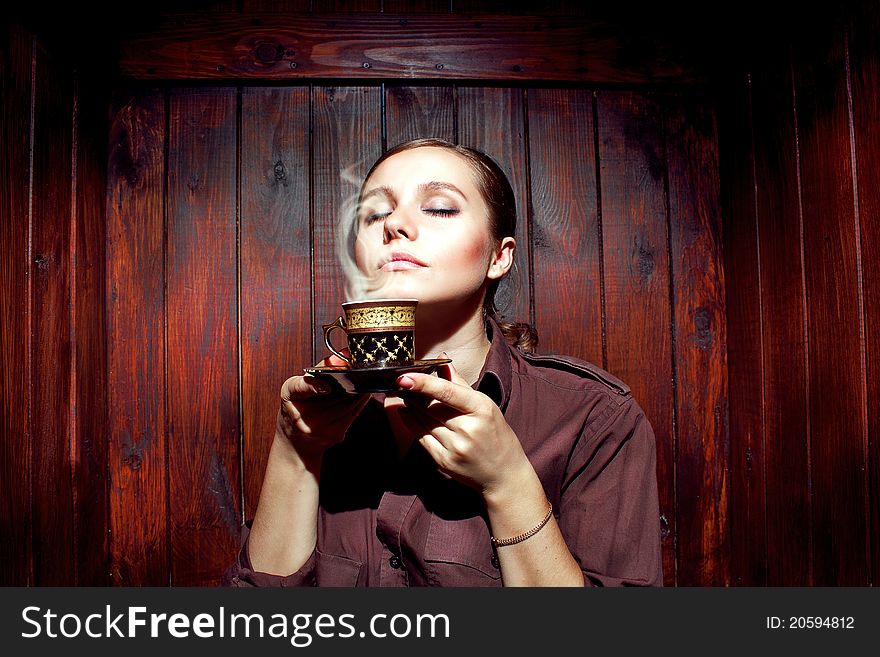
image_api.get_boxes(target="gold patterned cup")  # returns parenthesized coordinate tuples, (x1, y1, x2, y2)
(322, 299, 418, 369)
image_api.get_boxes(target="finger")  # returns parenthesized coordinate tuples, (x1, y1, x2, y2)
(435, 353, 469, 388)
(396, 372, 480, 414)
(386, 397, 439, 436)
(417, 434, 448, 467)
(283, 375, 332, 400)
(399, 391, 462, 426)
(417, 425, 461, 466)
(315, 349, 350, 368)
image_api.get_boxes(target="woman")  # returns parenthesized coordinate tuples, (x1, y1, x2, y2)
(225, 138, 662, 587)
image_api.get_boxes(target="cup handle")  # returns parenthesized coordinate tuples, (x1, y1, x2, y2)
(322, 316, 351, 365)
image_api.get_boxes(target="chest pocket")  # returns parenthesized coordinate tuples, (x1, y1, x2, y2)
(423, 513, 502, 584)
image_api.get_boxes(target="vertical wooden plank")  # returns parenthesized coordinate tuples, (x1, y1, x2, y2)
(385, 86, 454, 146)
(0, 24, 33, 586)
(30, 38, 75, 586)
(598, 91, 676, 586)
(73, 79, 110, 585)
(665, 92, 729, 586)
(718, 74, 768, 587)
(525, 89, 600, 361)
(794, 28, 869, 585)
(107, 90, 168, 585)
(240, 87, 311, 520)
(166, 88, 241, 586)
(849, 0, 880, 585)
(753, 59, 811, 585)
(458, 87, 531, 329)
(312, 86, 381, 361)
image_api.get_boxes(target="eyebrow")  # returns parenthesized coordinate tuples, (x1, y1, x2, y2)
(360, 185, 394, 203)
(360, 181, 468, 203)
(418, 181, 468, 200)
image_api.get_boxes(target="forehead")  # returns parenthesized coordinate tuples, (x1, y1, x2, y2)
(365, 147, 478, 188)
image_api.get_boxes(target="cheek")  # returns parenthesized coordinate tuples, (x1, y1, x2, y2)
(442, 229, 492, 271)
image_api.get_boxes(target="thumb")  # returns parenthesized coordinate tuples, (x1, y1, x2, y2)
(436, 352, 469, 387)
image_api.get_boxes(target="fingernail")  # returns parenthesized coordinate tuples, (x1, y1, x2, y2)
(397, 375, 415, 389)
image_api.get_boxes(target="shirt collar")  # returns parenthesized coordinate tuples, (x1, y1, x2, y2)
(474, 317, 514, 410)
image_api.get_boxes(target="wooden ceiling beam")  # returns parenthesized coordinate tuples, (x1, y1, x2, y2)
(117, 12, 701, 85)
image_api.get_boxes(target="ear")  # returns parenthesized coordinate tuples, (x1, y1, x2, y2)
(487, 236, 516, 281)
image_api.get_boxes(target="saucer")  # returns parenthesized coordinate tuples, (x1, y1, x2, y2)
(304, 359, 452, 394)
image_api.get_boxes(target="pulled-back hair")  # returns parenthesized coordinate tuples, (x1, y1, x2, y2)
(359, 138, 538, 353)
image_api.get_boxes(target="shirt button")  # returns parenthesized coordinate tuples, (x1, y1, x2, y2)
(491, 555, 499, 569)
(389, 555, 402, 569)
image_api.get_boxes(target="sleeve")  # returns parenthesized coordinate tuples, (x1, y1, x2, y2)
(557, 396, 664, 587)
(221, 520, 318, 587)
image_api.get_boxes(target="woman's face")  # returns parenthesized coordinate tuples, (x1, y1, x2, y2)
(354, 147, 511, 307)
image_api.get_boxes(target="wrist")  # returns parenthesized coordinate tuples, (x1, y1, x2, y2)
(481, 457, 541, 513)
(271, 430, 323, 475)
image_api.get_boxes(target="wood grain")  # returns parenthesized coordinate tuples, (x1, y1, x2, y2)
(107, 90, 169, 585)
(166, 88, 241, 586)
(242, 0, 312, 10)
(385, 0, 448, 12)
(794, 26, 869, 585)
(665, 91, 729, 586)
(240, 86, 312, 519)
(718, 73, 768, 586)
(313, 0, 381, 11)
(311, 86, 381, 362)
(849, 0, 880, 587)
(72, 79, 110, 585)
(458, 87, 531, 328)
(116, 12, 700, 84)
(526, 89, 600, 361)
(753, 59, 811, 585)
(384, 86, 455, 146)
(30, 37, 75, 586)
(598, 90, 676, 586)
(0, 24, 34, 586)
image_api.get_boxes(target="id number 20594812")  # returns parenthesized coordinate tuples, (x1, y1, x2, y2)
(766, 616, 854, 629)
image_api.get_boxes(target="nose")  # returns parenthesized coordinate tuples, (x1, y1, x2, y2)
(383, 206, 418, 243)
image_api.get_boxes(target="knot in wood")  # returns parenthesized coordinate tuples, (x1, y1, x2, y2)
(254, 42, 283, 64)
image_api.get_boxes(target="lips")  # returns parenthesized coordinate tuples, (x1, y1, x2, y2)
(380, 251, 428, 271)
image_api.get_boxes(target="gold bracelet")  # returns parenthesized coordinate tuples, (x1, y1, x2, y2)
(490, 502, 553, 548)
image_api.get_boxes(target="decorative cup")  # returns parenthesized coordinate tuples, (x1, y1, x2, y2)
(322, 299, 418, 369)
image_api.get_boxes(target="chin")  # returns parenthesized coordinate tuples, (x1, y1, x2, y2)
(364, 275, 424, 300)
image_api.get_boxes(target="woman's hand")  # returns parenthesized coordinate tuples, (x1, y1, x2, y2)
(389, 359, 584, 587)
(390, 360, 533, 503)
(276, 353, 370, 467)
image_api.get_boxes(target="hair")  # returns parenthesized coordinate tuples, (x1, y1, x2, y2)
(358, 138, 538, 353)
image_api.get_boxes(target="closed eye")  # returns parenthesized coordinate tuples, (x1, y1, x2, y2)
(424, 208, 459, 217)
(363, 210, 392, 224)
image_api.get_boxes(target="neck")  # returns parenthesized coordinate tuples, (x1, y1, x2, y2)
(415, 299, 491, 386)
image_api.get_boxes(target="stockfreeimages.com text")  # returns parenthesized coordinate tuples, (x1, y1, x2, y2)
(21, 605, 451, 646)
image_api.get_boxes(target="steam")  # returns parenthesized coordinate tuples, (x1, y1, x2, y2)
(335, 160, 403, 304)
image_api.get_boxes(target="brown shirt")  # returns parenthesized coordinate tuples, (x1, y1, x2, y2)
(226, 320, 663, 587)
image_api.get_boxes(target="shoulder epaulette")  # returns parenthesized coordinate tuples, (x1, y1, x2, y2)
(521, 352, 632, 396)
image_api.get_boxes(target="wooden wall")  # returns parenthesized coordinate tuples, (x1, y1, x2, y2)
(102, 83, 725, 586)
(722, 0, 879, 585)
(1, 23, 109, 585)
